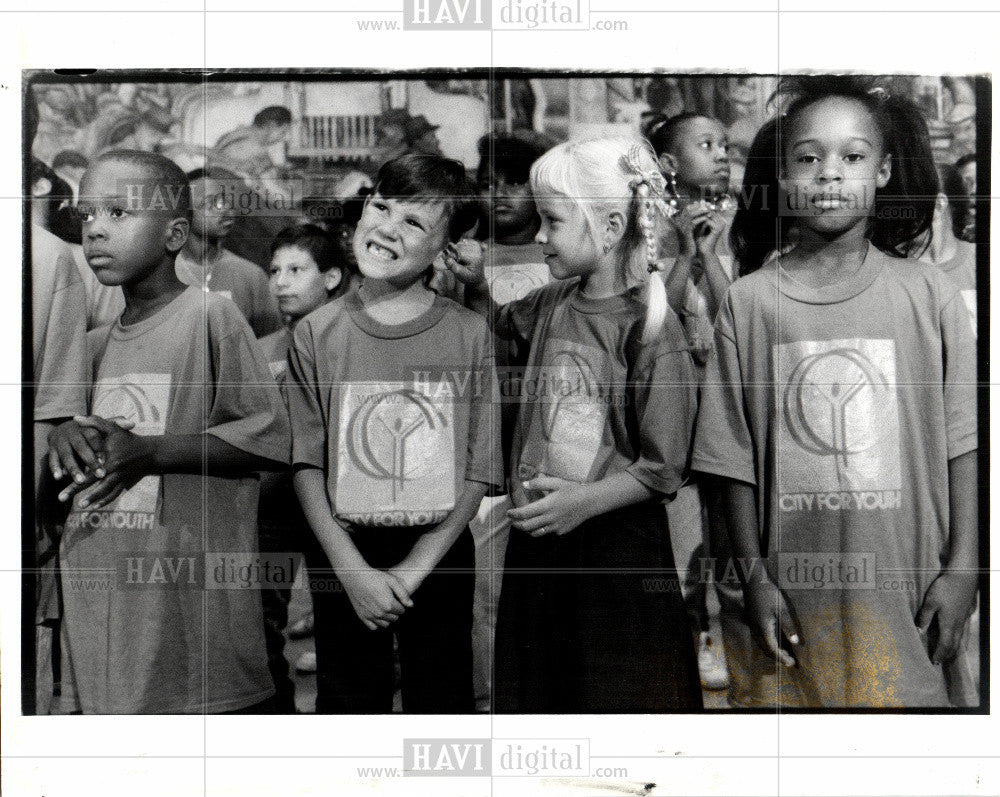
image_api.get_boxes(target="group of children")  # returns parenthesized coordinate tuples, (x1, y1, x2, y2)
(32, 74, 979, 713)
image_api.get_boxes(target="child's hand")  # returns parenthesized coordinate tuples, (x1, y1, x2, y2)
(340, 567, 414, 631)
(507, 476, 592, 537)
(387, 560, 430, 598)
(67, 416, 149, 509)
(428, 254, 459, 298)
(441, 240, 486, 289)
(745, 578, 801, 667)
(917, 570, 978, 664)
(47, 418, 109, 488)
(693, 210, 726, 256)
(669, 202, 716, 257)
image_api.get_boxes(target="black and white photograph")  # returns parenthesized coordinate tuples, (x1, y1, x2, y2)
(3, 4, 997, 797)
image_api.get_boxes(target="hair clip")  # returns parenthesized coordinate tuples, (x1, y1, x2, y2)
(867, 85, 890, 103)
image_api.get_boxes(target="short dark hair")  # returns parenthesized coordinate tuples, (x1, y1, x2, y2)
(476, 133, 549, 186)
(92, 149, 193, 222)
(185, 166, 242, 183)
(53, 150, 89, 172)
(270, 224, 344, 275)
(253, 106, 292, 127)
(374, 153, 478, 242)
(938, 163, 973, 240)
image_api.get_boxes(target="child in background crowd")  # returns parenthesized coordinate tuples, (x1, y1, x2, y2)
(647, 113, 736, 694)
(177, 167, 283, 337)
(257, 224, 353, 710)
(49, 150, 290, 713)
(694, 76, 977, 707)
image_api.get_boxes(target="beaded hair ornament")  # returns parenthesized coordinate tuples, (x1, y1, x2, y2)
(623, 143, 677, 273)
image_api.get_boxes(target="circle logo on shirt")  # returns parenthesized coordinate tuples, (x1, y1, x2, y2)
(92, 382, 163, 426)
(783, 347, 890, 475)
(346, 388, 449, 501)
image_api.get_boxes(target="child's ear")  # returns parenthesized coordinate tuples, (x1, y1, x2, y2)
(323, 267, 343, 294)
(165, 217, 189, 254)
(876, 153, 892, 189)
(603, 210, 627, 252)
(657, 152, 679, 176)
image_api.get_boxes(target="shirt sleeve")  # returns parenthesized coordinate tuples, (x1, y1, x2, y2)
(464, 317, 503, 490)
(33, 245, 88, 421)
(204, 307, 291, 465)
(285, 319, 327, 470)
(691, 294, 757, 486)
(940, 283, 978, 460)
(624, 313, 697, 495)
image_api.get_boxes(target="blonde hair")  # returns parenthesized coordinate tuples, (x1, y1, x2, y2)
(529, 136, 669, 343)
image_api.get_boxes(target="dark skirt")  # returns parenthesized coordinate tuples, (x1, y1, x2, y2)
(494, 499, 702, 713)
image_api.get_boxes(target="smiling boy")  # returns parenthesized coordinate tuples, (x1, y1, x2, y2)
(286, 153, 501, 713)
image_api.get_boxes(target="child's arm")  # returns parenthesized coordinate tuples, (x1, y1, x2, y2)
(441, 240, 500, 322)
(388, 479, 490, 595)
(62, 415, 286, 509)
(293, 465, 413, 631)
(917, 450, 978, 663)
(716, 475, 798, 667)
(508, 470, 655, 535)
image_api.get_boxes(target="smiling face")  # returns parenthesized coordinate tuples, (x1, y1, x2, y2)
(351, 193, 450, 286)
(78, 159, 185, 286)
(533, 194, 601, 281)
(665, 116, 731, 197)
(780, 96, 892, 237)
(268, 245, 339, 320)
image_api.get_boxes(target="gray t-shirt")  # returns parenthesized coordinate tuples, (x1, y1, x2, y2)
(693, 247, 977, 707)
(61, 287, 291, 713)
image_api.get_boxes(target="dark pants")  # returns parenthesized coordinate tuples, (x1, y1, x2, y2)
(313, 526, 475, 714)
(494, 500, 702, 713)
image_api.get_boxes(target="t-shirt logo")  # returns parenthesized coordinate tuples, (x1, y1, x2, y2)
(486, 262, 550, 305)
(521, 340, 606, 483)
(67, 373, 170, 530)
(775, 340, 901, 512)
(335, 382, 455, 526)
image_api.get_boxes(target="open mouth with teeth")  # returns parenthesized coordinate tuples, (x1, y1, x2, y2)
(366, 241, 398, 261)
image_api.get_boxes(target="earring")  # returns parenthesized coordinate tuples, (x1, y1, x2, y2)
(665, 171, 681, 213)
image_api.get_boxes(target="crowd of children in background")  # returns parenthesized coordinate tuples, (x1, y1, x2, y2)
(29, 74, 981, 714)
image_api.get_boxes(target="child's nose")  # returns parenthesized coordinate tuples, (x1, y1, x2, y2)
(819, 155, 844, 181)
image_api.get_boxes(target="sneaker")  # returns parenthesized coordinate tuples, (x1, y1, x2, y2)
(697, 631, 729, 690)
(295, 651, 317, 674)
(288, 611, 315, 640)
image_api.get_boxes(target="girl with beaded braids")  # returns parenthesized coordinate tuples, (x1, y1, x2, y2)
(694, 76, 978, 707)
(445, 136, 702, 711)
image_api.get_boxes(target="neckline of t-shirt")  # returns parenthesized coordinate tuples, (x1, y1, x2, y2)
(775, 242, 884, 304)
(568, 284, 636, 314)
(111, 285, 200, 340)
(346, 290, 449, 339)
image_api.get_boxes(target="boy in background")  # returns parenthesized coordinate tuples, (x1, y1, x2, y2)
(177, 167, 283, 337)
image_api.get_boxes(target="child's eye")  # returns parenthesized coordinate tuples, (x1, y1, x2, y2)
(796, 155, 819, 164)
(268, 267, 279, 277)
(845, 153, 865, 163)
(406, 218, 425, 230)
(699, 140, 712, 149)
(372, 201, 387, 212)
(79, 210, 95, 223)
(110, 207, 128, 219)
